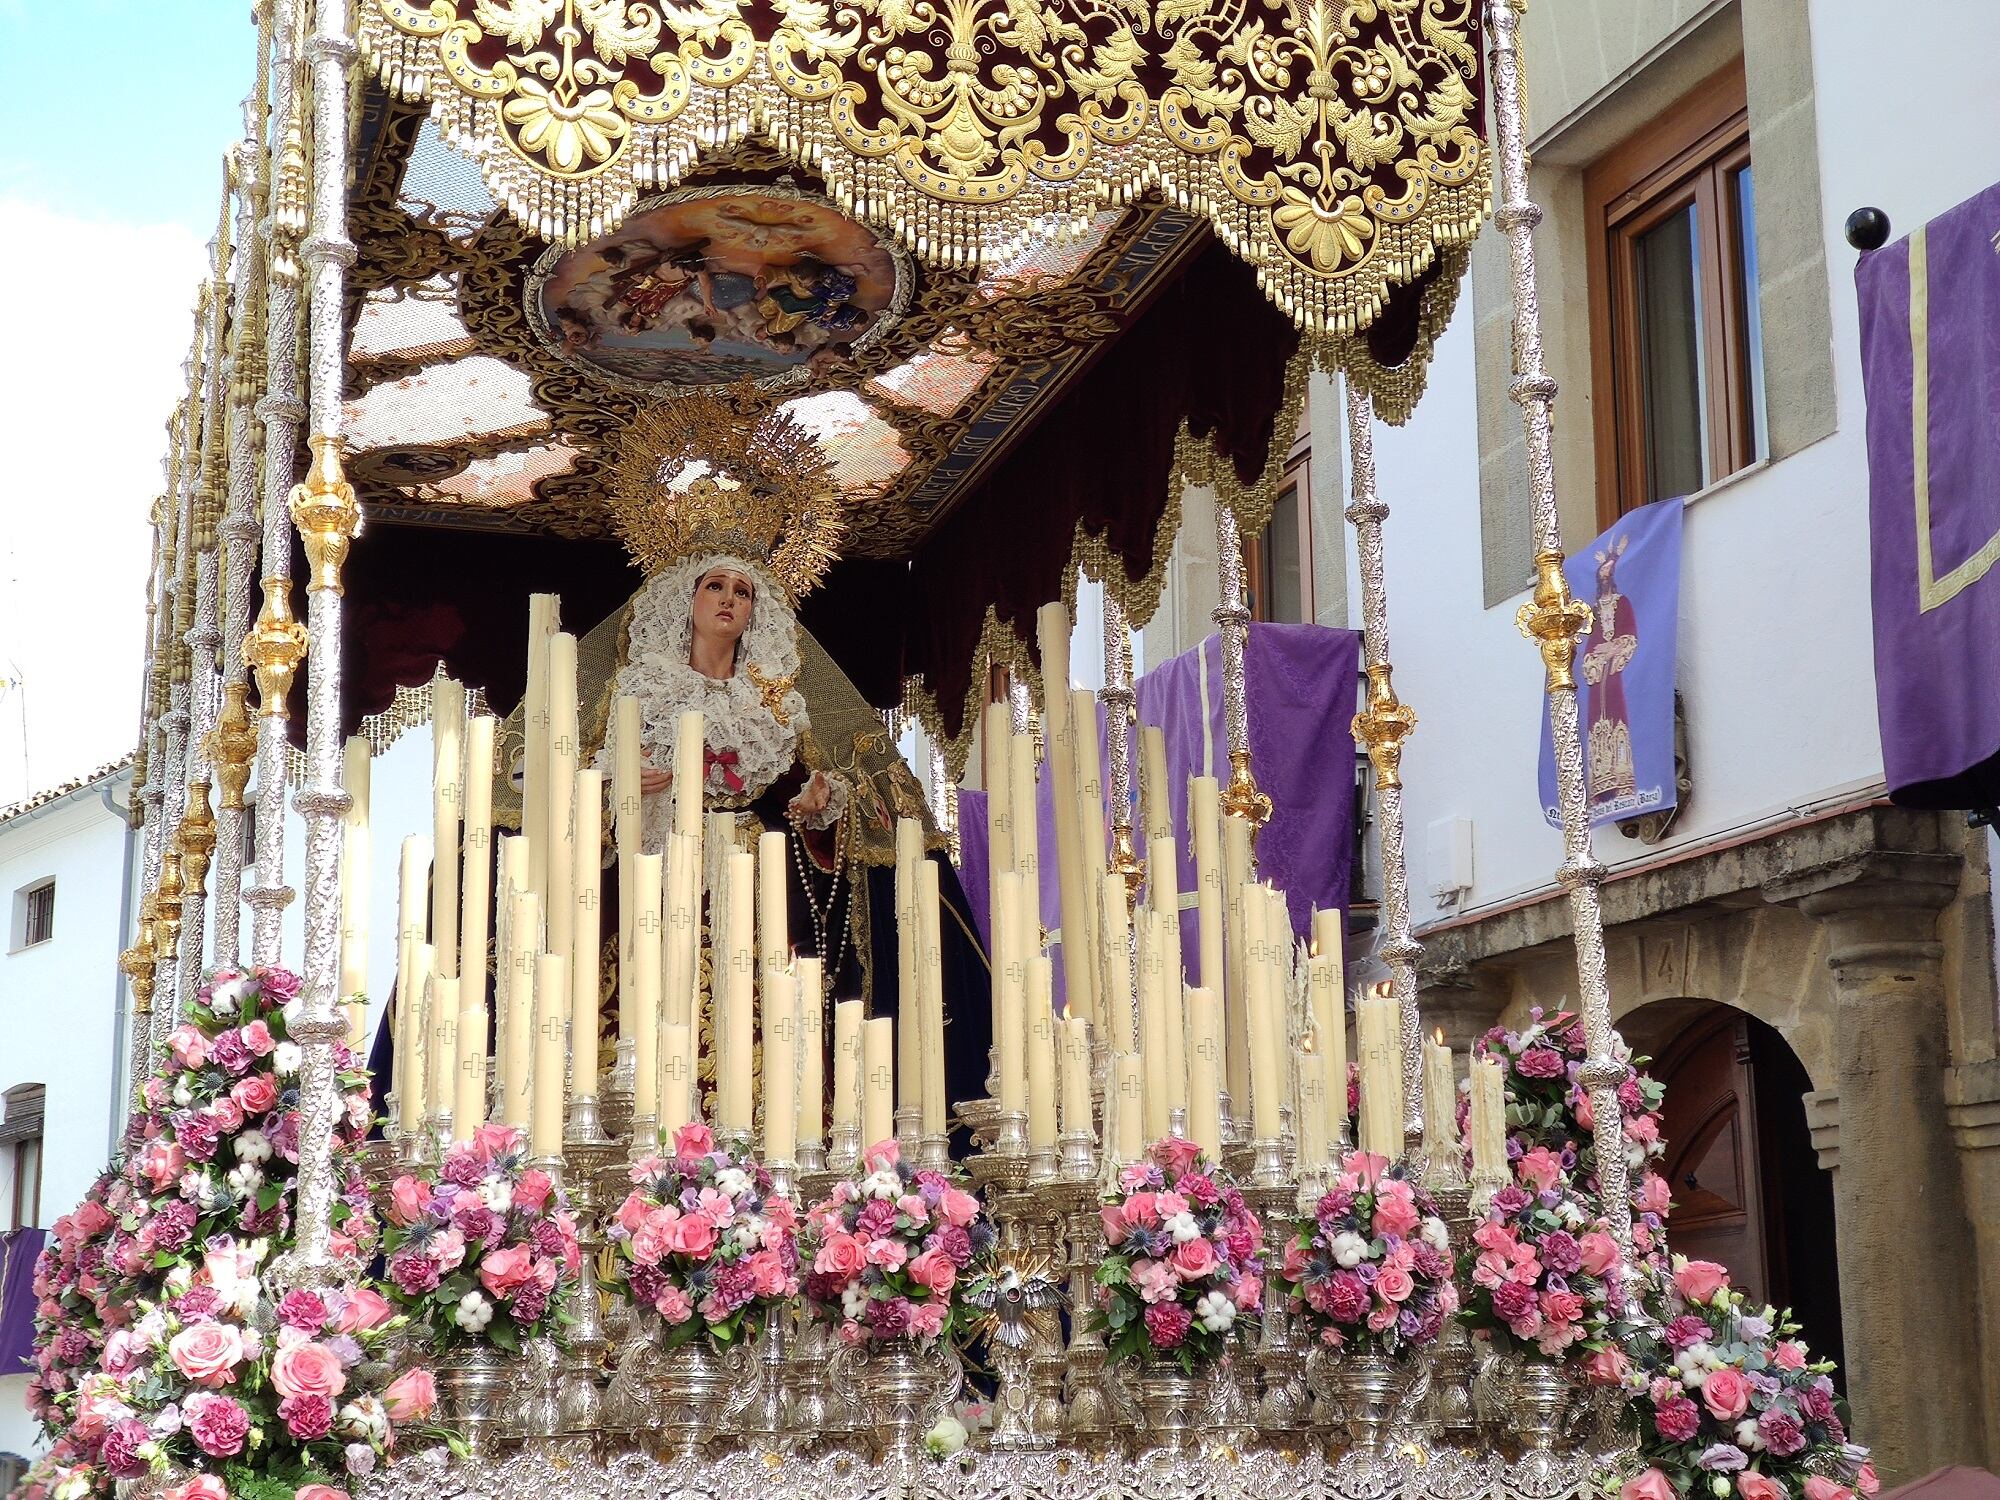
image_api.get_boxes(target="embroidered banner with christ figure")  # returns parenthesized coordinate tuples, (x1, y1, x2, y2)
(1858, 179, 2000, 808)
(1537, 497, 1684, 829)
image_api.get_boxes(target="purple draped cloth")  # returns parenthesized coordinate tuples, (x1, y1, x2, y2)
(1859, 179, 2000, 808)
(0, 1225, 47, 1375)
(957, 623, 1361, 1004)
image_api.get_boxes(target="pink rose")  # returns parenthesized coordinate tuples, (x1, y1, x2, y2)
(515, 1168, 553, 1212)
(615, 1191, 652, 1234)
(1635, 1172, 1672, 1215)
(1577, 1231, 1620, 1278)
(1620, 1470, 1676, 1500)
(907, 1249, 958, 1293)
(167, 1025, 210, 1068)
(209, 1098, 245, 1132)
(1540, 1289, 1584, 1325)
(656, 1286, 694, 1324)
(909, 1301, 947, 1339)
(230, 1074, 278, 1114)
(168, 1322, 246, 1388)
(665, 1214, 717, 1259)
(1772, 1340, 1807, 1371)
(673, 1122, 715, 1158)
(814, 1232, 868, 1280)
(478, 1244, 536, 1299)
(1123, 1191, 1161, 1229)
(1372, 1192, 1421, 1239)
(296, 1486, 349, 1500)
(861, 1139, 901, 1172)
(168, 1478, 229, 1500)
(897, 1194, 931, 1225)
(240, 1020, 275, 1055)
(747, 1250, 792, 1299)
(271, 1341, 347, 1402)
(338, 1287, 393, 1333)
(1516, 1147, 1565, 1192)
(1099, 1204, 1129, 1246)
(1804, 1481, 1855, 1500)
(865, 1237, 908, 1271)
(1374, 1265, 1414, 1303)
(1233, 1273, 1263, 1311)
(1168, 1238, 1217, 1282)
(469, 1121, 518, 1161)
(140, 1139, 187, 1193)
(1674, 1259, 1730, 1304)
(1701, 1366, 1751, 1421)
(1858, 1465, 1880, 1497)
(1584, 1346, 1629, 1385)
(388, 1176, 428, 1227)
(940, 1187, 980, 1228)
(382, 1367, 437, 1421)
(1739, 1475, 1786, 1500)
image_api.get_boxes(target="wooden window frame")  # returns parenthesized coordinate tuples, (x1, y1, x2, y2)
(1586, 61, 1758, 527)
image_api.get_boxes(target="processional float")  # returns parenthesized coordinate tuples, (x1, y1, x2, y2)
(100, 0, 1670, 1497)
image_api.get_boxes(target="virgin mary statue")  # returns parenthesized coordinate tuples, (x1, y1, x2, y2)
(575, 397, 992, 1121)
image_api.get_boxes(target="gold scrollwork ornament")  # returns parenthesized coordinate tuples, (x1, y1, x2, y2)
(1515, 550, 1593, 692)
(1351, 661, 1419, 792)
(290, 435, 364, 594)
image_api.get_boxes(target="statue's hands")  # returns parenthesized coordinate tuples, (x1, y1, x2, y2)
(639, 765, 671, 795)
(788, 770, 833, 821)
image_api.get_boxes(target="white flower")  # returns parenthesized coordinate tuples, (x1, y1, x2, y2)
(478, 1177, 515, 1213)
(226, 1163, 265, 1197)
(1331, 1232, 1369, 1269)
(454, 1291, 494, 1332)
(841, 1285, 870, 1320)
(209, 977, 246, 1017)
(1194, 1291, 1236, 1333)
(860, 1169, 902, 1200)
(337, 1395, 390, 1445)
(1736, 1418, 1765, 1451)
(233, 1129, 272, 1164)
(1164, 1212, 1201, 1244)
(1555, 1198, 1586, 1227)
(172, 1079, 194, 1108)
(344, 1443, 378, 1477)
(274, 1041, 303, 1076)
(1711, 1478, 1733, 1498)
(239, 1326, 265, 1360)
(715, 1167, 751, 1199)
(924, 1415, 969, 1456)
(1420, 1217, 1450, 1253)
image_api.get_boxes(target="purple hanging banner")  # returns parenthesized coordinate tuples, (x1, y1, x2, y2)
(957, 622, 1360, 1001)
(0, 1225, 47, 1375)
(1536, 497, 1684, 828)
(1858, 180, 2000, 809)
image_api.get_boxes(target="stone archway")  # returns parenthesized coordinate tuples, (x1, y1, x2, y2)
(1625, 998, 1844, 1383)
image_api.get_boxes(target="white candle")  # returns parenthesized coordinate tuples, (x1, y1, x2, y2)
(917, 860, 947, 1138)
(1153, 908, 1187, 1118)
(722, 849, 756, 1135)
(1186, 987, 1222, 1159)
(1471, 1055, 1507, 1179)
(1141, 725, 1172, 845)
(394, 836, 432, 1129)
(1113, 1052, 1144, 1164)
(523, 594, 557, 894)
(1189, 775, 1223, 993)
(1137, 908, 1170, 1142)
(340, 735, 371, 1046)
(461, 715, 495, 1035)
(612, 695, 641, 1042)
(1244, 892, 1280, 1140)
(660, 1023, 693, 1142)
(1009, 730, 1040, 908)
(760, 829, 790, 978)
(398, 943, 435, 1135)
(431, 677, 464, 979)
(1148, 832, 1183, 1018)
(895, 817, 922, 1118)
(763, 968, 798, 1163)
(631, 854, 662, 1121)
(453, 991, 487, 1138)
(1423, 1036, 1459, 1162)
(1068, 687, 1104, 1030)
(833, 999, 863, 1131)
(1060, 1016, 1092, 1142)
(1310, 956, 1348, 1150)
(493, 834, 526, 1104)
(1296, 1049, 1329, 1170)
(663, 832, 698, 1029)
(429, 973, 460, 1128)
(1027, 956, 1057, 1150)
(1357, 993, 1403, 1160)
(571, 768, 602, 1096)
(1101, 870, 1135, 1054)
(531, 952, 567, 1158)
(982, 699, 1013, 904)
(995, 872, 1027, 1115)
(797, 955, 825, 1149)
(504, 896, 539, 1129)
(862, 1016, 895, 1151)
(672, 710, 704, 839)
(545, 634, 578, 966)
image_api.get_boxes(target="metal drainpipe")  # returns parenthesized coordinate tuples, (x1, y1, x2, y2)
(102, 778, 138, 1157)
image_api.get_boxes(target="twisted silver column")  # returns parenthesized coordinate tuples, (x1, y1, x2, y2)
(1483, 0, 1633, 1279)
(271, 0, 361, 1292)
(1101, 592, 1140, 902)
(1342, 387, 1423, 1140)
(154, 377, 206, 1047)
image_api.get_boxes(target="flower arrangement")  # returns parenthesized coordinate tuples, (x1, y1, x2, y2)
(26, 967, 409, 1500)
(800, 1139, 989, 1345)
(1617, 1258, 1875, 1500)
(606, 1121, 801, 1348)
(1458, 1168, 1626, 1367)
(1094, 1137, 1264, 1371)
(1276, 1150, 1456, 1357)
(382, 1122, 582, 1351)
(1470, 1007, 1671, 1265)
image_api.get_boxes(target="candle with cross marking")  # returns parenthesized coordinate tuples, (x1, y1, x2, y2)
(1112, 1052, 1143, 1165)
(529, 952, 566, 1156)
(453, 988, 487, 1139)
(1309, 954, 1346, 1151)
(431, 678, 464, 982)
(1222, 813, 1253, 1129)
(1027, 956, 1057, 1150)
(1189, 775, 1223, 994)
(1142, 725, 1172, 845)
(612, 695, 641, 1042)
(494, 834, 527, 1103)
(523, 593, 558, 896)
(662, 832, 697, 1031)
(672, 710, 704, 840)
(862, 1016, 894, 1152)
(571, 768, 602, 1094)
(1060, 1014, 1092, 1143)
(994, 871, 1027, 1116)
(797, 955, 825, 1149)
(1296, 1047, 1328, 1170)
(763, 967, 797, 1163)
(631, 853, 662, 1122)
(1008, 729, 1039, 916)
(917, 859, 946, 1137)
(760, 829, 789, 982)
(398, 943, 435, 1135)
(660, 1024, 693, 1140)
(545, 633, 578, 968)
(1068, 686, 1104, 1031)
(340, 734, 370, 1044)
(832, 998, 862, 1131)
(895, 818, 922, 1117)
(1153, 907, 1188, 1122)
(721, 849, 757, 1136)
(1137, 906, 1169, 1142)
(1186, 986, 1222, 1159)
(1149, 835, 1185, 1073)
(393, 837, 432, 1134)
(1101, 869, 1135, 1054)
(1244, 891, 1280, 1140)
(429, 972, 460, 1128)
(983, 699, 1013, 931)
(505, 896, 540, 1129)
(461, 715, 495, 1032)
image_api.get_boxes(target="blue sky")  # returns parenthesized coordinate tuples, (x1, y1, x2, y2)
(0, 6, 260, 801)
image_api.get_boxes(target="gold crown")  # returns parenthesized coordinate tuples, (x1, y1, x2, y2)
(608, 392, 845, 600)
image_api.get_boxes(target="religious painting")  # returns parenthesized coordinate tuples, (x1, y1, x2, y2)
(526, 184, 910, 395)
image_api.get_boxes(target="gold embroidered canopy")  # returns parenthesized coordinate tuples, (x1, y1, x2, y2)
(359, 0, 1486, 335)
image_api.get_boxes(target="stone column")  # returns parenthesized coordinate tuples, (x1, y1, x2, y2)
(1773, 853, 1986, 1480)
(1946, 1057, 2000, 1465)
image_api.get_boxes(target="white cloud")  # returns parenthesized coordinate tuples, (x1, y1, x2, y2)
(0, 199, 209, 803)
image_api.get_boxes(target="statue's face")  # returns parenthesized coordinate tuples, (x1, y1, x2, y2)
(691, 567, 754, 654)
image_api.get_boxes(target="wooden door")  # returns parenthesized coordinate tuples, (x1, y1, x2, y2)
(1653, 1008, 1772, 1302)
